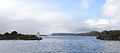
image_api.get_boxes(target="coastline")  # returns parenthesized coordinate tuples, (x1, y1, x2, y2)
(0, 31, 42, 40)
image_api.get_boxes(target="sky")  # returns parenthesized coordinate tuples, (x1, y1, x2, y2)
(0, 0, 120, 34)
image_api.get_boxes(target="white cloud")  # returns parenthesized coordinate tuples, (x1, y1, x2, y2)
(30, 2, 62, 10)
(102, 0, 120, 17)
(2, 0, 120, 34)
(84, 19, 110, 31)
(0, 0, 63, 20)
(84, 0, 120, 31)
(101, 0, 120, 25)
(85, 19, 109, 27)
(0, 0, 17, 12)
(0, 0, 74, 34)
(32, 11, 71, 22)
(79, 0, 94, 10)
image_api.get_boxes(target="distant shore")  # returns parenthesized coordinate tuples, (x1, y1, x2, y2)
(51, 30, 120, 41)
(79, 30, 120, 40)
(51, 33, 81, 36)
(1, 30, 120, 41)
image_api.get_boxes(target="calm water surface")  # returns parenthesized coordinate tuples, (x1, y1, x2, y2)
(0, 35, 120, 53)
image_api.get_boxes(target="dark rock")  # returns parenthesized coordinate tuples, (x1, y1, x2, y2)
(0, 31, 42, 40)
(96, 30, 120, 40)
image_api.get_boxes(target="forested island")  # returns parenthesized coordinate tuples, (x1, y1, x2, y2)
(0, 31, 42, 40)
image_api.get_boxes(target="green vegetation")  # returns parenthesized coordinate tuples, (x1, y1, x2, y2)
(0, 31, 42, 40)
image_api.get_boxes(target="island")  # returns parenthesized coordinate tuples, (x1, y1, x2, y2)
(0, 31, 42, 40)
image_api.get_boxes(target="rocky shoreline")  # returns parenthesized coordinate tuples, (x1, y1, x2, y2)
(96, 30, 120, 40)
(0, 31, 42, 40)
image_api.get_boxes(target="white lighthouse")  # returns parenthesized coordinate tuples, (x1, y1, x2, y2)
(37, 32, 42, 40)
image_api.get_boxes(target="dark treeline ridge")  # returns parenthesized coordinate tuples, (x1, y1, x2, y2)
(0, 31, 42, 40)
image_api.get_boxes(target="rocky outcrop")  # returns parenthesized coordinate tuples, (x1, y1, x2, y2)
(97, 30, 120, 40)
(0, 31, 42, 40)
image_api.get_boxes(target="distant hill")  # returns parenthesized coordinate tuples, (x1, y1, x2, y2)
(79, 31, 100, 36)
(51, 30, 120, 40)
(51, 32, 101, 36)
(51, 33, 80, 36)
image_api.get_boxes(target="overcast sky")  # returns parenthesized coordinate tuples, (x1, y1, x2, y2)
(0, 0, 120, 34)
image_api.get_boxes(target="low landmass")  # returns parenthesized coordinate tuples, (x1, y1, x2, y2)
(79, 31, 100, 36)
(51, 33, 80, 36)
(0, 31, 42, 40)
(51, 32, 101, 36)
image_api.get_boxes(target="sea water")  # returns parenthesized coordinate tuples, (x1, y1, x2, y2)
(0, 35, 120, 53)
